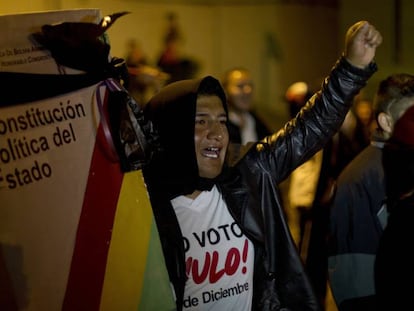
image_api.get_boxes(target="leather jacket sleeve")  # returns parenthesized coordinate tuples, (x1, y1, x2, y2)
(254, 56, 377, 183)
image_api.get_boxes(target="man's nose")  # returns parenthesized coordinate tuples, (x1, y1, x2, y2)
(208, 121, 225, 140)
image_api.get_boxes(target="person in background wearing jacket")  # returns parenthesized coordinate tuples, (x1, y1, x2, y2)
(221, 67, 271, 144)
(284, 81, 320, 254)
(142, 21, 382, 311)
(327, 73, 414, 311)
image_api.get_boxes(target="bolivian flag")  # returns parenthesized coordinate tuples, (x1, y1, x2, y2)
(0, 83, 175, 310)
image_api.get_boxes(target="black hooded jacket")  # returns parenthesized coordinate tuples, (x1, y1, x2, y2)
(142, 57, 377, 311)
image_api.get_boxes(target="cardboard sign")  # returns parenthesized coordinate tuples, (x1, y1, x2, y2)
(0, 8, 101, 74)
(0, 10, 175, 311)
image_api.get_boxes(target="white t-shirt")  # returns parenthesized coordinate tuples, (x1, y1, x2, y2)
(171, 185, 254, 310)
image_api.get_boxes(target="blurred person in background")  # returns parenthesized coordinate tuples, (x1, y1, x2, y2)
(157, 11, 199, 84)
(222, 67, 271, 144)
(353, 96, 376, 148)
(124, 38, 170, 105)
(285, 81, 321, 256)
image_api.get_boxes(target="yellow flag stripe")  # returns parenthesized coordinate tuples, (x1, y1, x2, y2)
(100, 171, 152, 311)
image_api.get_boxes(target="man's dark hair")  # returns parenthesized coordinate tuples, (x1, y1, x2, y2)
(373, 73, 414, 120)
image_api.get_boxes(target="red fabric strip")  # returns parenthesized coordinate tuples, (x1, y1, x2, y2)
(62, 91, 123, 311)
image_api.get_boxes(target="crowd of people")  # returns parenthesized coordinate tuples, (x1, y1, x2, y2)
(124, 12, 200, 106)
(130, 20, 384, 311)
(118, 15, 414, 311)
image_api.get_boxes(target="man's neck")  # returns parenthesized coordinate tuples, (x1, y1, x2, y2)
(185, 190, 201, 200)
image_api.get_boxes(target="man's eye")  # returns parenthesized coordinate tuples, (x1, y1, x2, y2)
(196, 119, 206, 125)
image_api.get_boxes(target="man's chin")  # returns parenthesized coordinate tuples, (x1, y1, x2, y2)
(199, 170, 221, 180)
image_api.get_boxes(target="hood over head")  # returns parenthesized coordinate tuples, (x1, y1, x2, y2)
(143, 76, 227, 199)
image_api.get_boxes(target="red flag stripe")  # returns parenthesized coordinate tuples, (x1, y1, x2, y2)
(63, 91, 123, 311)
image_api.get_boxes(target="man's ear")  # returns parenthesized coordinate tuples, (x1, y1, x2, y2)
(377, 112, 393, 133)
